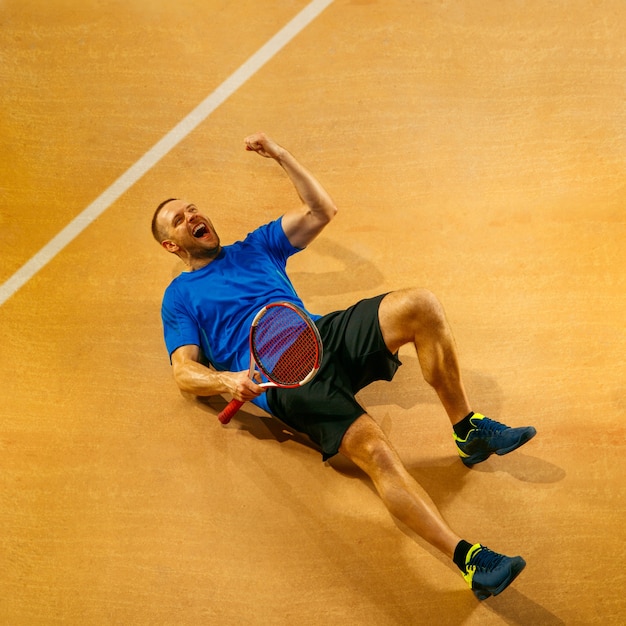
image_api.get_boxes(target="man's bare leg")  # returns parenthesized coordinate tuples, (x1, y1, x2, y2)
(377, 287, 537, 465)
(338, 414, 527, 599)
(339, 414, 461, 557)
(378, 288, 471, 426)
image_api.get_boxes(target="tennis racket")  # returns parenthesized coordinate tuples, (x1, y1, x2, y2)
(217, 301, 323, 424)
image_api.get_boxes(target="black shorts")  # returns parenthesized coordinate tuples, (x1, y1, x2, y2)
(266, 293, 401, 461)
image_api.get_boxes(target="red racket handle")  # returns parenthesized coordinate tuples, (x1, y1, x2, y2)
(218, 399, 245, 424)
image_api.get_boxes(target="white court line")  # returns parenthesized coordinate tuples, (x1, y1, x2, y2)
(0, 0, 335, 308)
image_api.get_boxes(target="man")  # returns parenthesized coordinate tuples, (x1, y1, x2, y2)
(152, 132, 536, 600)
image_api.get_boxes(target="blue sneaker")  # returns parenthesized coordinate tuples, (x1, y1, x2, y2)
(463, 543, 526, 600)
(454, 413, 536, 466)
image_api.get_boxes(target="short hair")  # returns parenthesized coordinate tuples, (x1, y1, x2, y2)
(151, 198, 178, 243)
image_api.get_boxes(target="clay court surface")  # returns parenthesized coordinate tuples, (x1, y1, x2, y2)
(1, 1, 624, 624)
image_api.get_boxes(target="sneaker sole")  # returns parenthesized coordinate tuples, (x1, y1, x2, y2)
(473, 556, 526, 601)
(461, 427, 537, 467)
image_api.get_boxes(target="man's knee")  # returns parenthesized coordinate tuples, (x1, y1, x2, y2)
(340, 415, 403, 476)
(411, 287, 446, 318)
(380, 288, 447, 350)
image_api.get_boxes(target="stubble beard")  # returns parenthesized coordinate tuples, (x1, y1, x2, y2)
(199, 236, 221, 260)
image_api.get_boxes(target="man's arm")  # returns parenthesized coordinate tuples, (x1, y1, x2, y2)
(171, 344, 263, 402)
(244, 132, 337, 249)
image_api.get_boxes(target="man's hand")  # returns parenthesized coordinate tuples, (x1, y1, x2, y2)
(224, 370, 265, 402)
(244, 132, 285, 160)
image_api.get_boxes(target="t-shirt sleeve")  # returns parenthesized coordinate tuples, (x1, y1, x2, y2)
(250, 217, 301, 265)
(161, 282, 200, 359)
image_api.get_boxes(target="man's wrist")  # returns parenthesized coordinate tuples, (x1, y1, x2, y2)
(273, 146, 291, 164)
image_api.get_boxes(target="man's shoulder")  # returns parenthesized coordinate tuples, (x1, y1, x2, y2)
(242, 217, 300, 257)
(162, 275, 183, 306)
(240, 218, 283, 243)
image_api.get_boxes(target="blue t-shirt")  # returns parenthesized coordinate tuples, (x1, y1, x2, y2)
(161, 218, 316, 413)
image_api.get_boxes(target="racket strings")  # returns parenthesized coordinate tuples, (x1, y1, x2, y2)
(252, 307, 319, 385)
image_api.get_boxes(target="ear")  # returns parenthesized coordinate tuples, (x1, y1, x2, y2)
(161, 239, 179, 254)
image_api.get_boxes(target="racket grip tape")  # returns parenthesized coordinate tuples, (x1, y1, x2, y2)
(218, 399, 245, 424)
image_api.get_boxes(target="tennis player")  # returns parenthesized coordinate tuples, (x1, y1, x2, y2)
(152, 132, 536, 600)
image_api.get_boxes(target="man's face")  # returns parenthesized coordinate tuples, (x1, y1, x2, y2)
(158, 199, 221, 262)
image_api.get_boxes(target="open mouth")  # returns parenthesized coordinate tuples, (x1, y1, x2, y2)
(192, 223, 208, 238)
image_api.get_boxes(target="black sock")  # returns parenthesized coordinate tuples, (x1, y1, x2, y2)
(453, 539, 473, 572)
(453, 412, 475, 439)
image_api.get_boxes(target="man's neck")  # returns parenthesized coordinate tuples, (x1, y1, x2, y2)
(186, 247, 222, 271)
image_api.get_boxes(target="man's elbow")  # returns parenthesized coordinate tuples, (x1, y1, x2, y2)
(316, 200, 337, 224)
